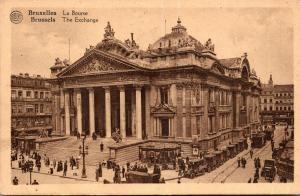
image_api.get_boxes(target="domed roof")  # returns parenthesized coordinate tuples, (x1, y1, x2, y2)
(148, 18, 203, 51)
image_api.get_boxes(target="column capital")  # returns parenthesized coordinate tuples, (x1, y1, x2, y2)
(103, 86, 111, 91)
(63, 88, 70, 93)
(117, 85, 125, 91)
(133, 84, 143, 90)
(74, 88, 81, 93)
(87, 87, 95, 92)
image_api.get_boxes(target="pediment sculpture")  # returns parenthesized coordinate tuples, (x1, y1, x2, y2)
(77, 58, 123, 74)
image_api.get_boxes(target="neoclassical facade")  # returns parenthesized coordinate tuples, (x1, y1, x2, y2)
(50, 19, 261, 150)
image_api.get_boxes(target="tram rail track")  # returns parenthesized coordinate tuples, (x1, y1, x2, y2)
(211, 130, 284, 183)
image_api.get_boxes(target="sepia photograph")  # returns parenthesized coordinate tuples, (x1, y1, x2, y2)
(0, 0, 299, 195)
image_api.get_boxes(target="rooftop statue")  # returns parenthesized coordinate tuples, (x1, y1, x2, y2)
(204, 38, 215, 51)
(103, 21, 115, 39)
(55, 57, 62, 65)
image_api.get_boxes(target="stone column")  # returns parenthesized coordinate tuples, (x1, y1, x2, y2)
(88, 88, 95, 137)
(54, 94, 61, 135)
(75, 89, 82, 135)
(60, 89, 64, 109)
(145, 86, 151, 138)
(64, 89, 70, 136)
(235, 91, 241, 128)
(104, 87, 111, 138)
(202, 85, 209, 139)
(176, 84, 183, 138)
(119, 85, 126, 138)
(135, 85, 142, 139)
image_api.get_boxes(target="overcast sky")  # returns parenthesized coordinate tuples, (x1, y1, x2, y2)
(12, 7, 293, 84)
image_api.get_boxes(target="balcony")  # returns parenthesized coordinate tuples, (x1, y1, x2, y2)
(11, 97, 52, 102)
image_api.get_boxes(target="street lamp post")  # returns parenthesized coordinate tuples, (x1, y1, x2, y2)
(28, 161, 33, 185)
(79, 135, 88, 178)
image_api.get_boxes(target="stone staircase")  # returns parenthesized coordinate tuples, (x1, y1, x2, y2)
(38, 137, 115, 166)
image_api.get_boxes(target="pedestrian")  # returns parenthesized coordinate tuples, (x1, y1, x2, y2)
(76, 158, 80, 169)
(50, 163, 54, 174)
(237, 157, 241, 167)
(257, 157, 261, 168)
(126, 162, 130, 172)
(250, 149, 253, 159)
(99, 164, 102, 177)
(248, 178, 252, 183)
(95, 168, 99, 182)
(100, 142, 104, 152)
(253, 177, 258, 183)
(37, 160, 41, 172)
(255, 167, 259, 179)
(122, 166, 125, 178)
(53, 158, 57, 169)
(63, 161, 68, 176)
(186, 156, 189, 165)
(12, 176, 19, 185)
(32, 179, 39, 185)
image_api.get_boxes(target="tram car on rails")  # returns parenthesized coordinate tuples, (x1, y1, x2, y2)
(251, 132, 266, 148)
(264, 125, 275, 141)
(184, 158, 207, 179)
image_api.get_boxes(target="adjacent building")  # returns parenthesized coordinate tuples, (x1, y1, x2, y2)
(11, 73, 53, 137)
(260, 74, 294, 125)
(49, 19, 261, 152)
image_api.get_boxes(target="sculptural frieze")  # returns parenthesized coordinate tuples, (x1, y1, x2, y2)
(69, 57, 133, 75)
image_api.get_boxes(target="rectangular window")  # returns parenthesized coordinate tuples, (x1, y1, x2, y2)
(35, 104, 39, 113)
(12, 105, 16, 114)
(26, 91, 31, 97)
(208, 117, 212, 133)
(17, 105, 23, 113)
(160, 87, 168, 104)
(34, 91, 38, 99)
(40, 92, 44, 99)
(40, 104, 44, 113)
(11, 90, 16, 98)
(18, 91, 23, 98)
(196, 116, 201, 135)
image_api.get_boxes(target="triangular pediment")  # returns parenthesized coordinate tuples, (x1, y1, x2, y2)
(58, 50, 142, 77)
(151, 104, 176, 116)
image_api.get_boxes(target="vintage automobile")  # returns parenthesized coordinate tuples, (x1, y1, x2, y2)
(204, 154, 216, 172)
(184, 158, 207, 179)
(228, 144, 236, 158)
(125, 171, 160, 183)
(213, 151, 223, 167)
(261, 159, 276, 182)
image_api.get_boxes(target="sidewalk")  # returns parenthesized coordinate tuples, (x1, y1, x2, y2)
(11, 158, 117, 183)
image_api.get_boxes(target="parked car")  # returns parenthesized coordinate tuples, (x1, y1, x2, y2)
(261, 159, 276, 182)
